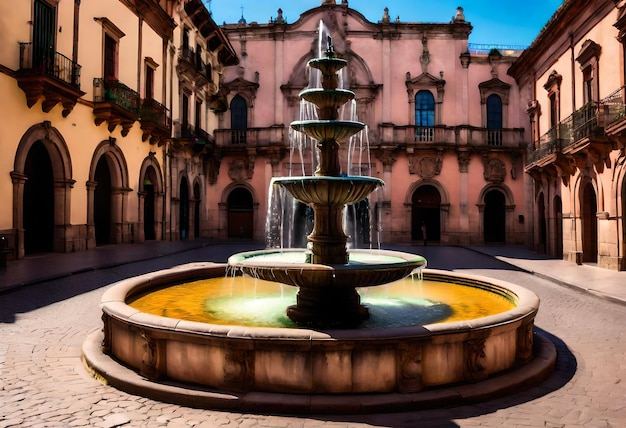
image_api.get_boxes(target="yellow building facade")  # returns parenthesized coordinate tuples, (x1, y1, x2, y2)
(0, 0, 235, 259)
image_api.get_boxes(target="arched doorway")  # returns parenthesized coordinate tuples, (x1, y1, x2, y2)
(537, 192, 547, 253)
(411, 185, 441, 242)
(622, 178, 626, 269)
(23, 141, 54, 254)
(581, 182, 598, 263)
(143, 166, 157, 241)
(179, 177, 189, 240)
(484, 190, 506, 243)
(193, 182, 201, 238)
(94, 157, 113, 246)
(228, 188, 253, 239)
(554, 195, 563, 259)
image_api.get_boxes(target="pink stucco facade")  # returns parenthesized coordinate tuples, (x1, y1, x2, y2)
(213, 2, 530, 246)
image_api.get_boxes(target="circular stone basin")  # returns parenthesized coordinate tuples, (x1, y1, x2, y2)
(291, 120, 364, 141)
(272, 176, 384, 206)
(84, 262, 555, 414)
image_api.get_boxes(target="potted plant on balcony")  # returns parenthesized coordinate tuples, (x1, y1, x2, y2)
(104, 76, 118, 101)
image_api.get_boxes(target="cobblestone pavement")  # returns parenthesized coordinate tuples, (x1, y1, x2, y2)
(1, 245, 626, 427)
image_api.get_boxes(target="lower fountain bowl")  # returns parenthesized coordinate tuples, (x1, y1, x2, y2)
(227, 248, 426, 289)
(83, 262, 555, 414)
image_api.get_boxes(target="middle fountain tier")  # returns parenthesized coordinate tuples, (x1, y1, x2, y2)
(228, 37, 426, 327)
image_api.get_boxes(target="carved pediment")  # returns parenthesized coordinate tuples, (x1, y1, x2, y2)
(478, 78, 511, 104)
(405, 72, 445, 101)
(576, 40, 601, 65)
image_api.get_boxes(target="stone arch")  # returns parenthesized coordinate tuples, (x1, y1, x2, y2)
(11, 121, 75, 257)
(138, 155, 164, 241)
(87, 140, 131, 247)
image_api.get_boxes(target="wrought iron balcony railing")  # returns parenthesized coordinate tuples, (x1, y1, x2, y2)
(19, 42, 81, 88)
(140, 98, 169, 130)
(600, 86, 626, 129)
(178, 45, 212, 82)
(93, 78, 140, 114)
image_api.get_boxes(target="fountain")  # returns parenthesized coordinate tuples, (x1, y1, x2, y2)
(227, 36, 426, 328)
(82, 33, 555, 414)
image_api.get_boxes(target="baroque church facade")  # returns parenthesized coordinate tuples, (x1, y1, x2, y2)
(213, 1, 529, 247)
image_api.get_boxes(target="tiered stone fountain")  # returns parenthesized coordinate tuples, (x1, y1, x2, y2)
(228, 37, 426, 327)
(83, 35, 555, 414)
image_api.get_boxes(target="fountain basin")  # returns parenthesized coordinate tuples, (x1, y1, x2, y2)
(228, 248, 425, 289)
(308, 56, 348, 75)
(83, 262, 555, 413)
(273, 176, 383, 206)
(300, 88, 355, 111)
(291, 119, 364, 141)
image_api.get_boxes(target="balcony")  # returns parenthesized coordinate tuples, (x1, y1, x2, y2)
(140, 98, 171, 144)
(377, 124, 525, 148)
(16, 43, 84, 117)
(602, 86, 626, 148)
(526, 101, 613, 175)
(93, 78, 140, 136)
(214, 126, 287, 151)
(172, 124, 215, 153)
(176, 46, 211, 86)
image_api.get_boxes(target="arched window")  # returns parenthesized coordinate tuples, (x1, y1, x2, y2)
(487, 94, 503, 145)
(230, 95, 247, 144)
(415, 90, 435, 141)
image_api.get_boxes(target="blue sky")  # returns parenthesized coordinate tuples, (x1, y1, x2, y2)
(206, 0, 565, 47)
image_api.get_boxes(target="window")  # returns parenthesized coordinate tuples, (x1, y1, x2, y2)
(487, 94, 503, 145)
(230, 95, 248, 144)
(195, 99, 202, 131)
(182, 92, 189, 131)
(32, 0, 56, 70)
(104, 34, 117, 79)
(415, 90, 435, 141)
(549, 93, 558, 129)
(583, 66, 593, 105)
(145, 65, 154, 100)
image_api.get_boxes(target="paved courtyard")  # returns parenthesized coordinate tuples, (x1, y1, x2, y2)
(1, 243, 626, 427)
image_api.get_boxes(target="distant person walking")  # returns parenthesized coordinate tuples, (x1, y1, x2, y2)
(421, 221, 427, 246)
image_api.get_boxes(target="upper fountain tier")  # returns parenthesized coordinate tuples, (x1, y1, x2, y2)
(291, 48, 364, 145)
